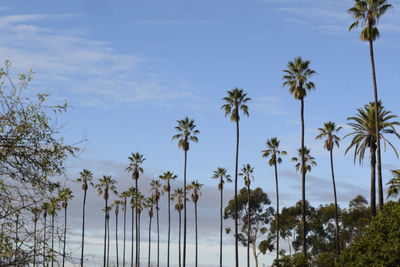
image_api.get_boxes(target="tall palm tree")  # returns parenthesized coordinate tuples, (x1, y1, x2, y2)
(348, 0, 392, 209)
(31, 207, 41, 267)
(59, 187, 74, 267)
(315, 122, 342, 257)
(127, 187, 137, 267)
(283, 57, 316, 256)
(145, 196, 156, 267)
(239, 164, 254, 267)
(221, 88, 251, 266)
(48, 197, 60, 267)
(172, 117, 199, 267)
(211, 168, 232, 267)
(76, 169, 94, 267)
(96, 175, 118, 267)
(387, 169, 400, 199)
(346, 101, 400, 216)
(135, 191, 145, 267)
(172, 188, 184, 267)
(42, 202, 50, 267)
(126, 152, 145, 267)
(150, 180, 161, 267)
(159, 171, 177, 267)
(261, 137, 287, 263)
(120, 191, 130, 267)
(188, 180, 203, 267)
(114, 200, 121, 267)
(106, 205, 112, 267)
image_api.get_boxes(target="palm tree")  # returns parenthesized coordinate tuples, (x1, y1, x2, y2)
(150, 180, 161, 267)
(159, 171, 178, 267)
(42, 202, 50, 267)
(106, 205, 112, 267)
(120, 190, 131, 267)
(282, 57, 316, 256)
(31, 207, 41, 267)
(387, 169, 400, 198)
(144, 196, 156, 267)
(48, 197, 60, 267)
(172, 188, 184, 267)
(135, 191, 145, 267)
(172, 117, 199, 266)
(114, 200, 121, 267)
(126, 152, 145, 267)
(127, 187, 137, 267)
(221, 88, 251, 266)
(261, 137, 287, 263)
(348, 0, 392, 209)
(315, 122, 342, 257)
(346, 101, 400, 216)
(188, 180, 203, 267)
(96, 175, 118, 267)
(59, 187, 74, 267)
(211, 168, 232, 267)
(239, 164, 254, 267)
(76, 169, 94, 267)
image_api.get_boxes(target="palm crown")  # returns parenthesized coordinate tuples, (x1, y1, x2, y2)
(315, 121, 342, 151)
(172, 188, 185, 211)
(348, 0, 392, 42)
(48, 197, 60, 216)
(283, 57, 316, 100)
(59, 187, 74, 209)
(76, 169, 94, 191)
(387, 169, 400, 198)
(221, 88, 251, 122)
(159, 171, 177, 193)
(211, 167, 232, 191)
(188, 180, 203, 203)
(239, 164, 254, 187)
(292, 147, 317, 173)
(261, 138, 287, 166)
(95, 175, 118, 200)
(172, 117, 200, 151)
(345, 101, 400, 164)
(150, 179, 161, 202)
(126, 152, 145, 180)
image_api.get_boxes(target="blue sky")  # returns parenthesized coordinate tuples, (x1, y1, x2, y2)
(1, 0, 400, 266)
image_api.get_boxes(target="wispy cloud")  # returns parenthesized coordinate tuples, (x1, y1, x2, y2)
(135, 19, 211, 25)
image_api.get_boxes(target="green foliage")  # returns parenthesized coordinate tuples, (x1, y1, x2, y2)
(338, 201, 400, 267)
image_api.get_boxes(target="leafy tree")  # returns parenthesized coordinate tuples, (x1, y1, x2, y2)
(348, 0, 392, 209)
(283, 57, 316, 257)
(387, 169, 400, 199)
(221, 88, 251, 267)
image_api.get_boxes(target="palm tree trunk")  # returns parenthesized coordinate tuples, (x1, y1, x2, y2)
(247, 185, 250, 267)
(183, 148, 187, 267)
(156, 202, 160, 267)
(219, 186, 223, 267)
(138, 212, 141, 267)
(123, 201, 127, 267)
(62, 206, 67, 267)
(178, 211, 182, 267)
(300, 97, 307, 257)
(370, 145, 377, 217)
(195, 202, 198, 267)
(368, 36, 383, 210)
(131, 206, 134, 267)
(33, 218, 37, 267)
(135, 180, 139, 267)
(330, 149, 340, 257)
(274, 162, 280, 264)
(167, 183, 171, 267)
(43, 215, 47, 267)
(107, 214, 110, 267)
(235, 118, 240, 267)
(148, 214, 152, 267)
(51, 214, 55, 267)
(103, 200, 108, 267)
(80, 189, 87, 267)
(116, 212, 120, 267)
(15, 215, 18, 266)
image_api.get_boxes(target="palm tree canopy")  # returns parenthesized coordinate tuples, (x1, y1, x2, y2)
(47, 197, 60, 216)
(76, 169, 94, 191)
(315, 121, 342, 151)
(59, 187, 74, 209)
(172, 117, 200, 151)
(188, 180, 203, 203)
(211, 167, 232, 191)
(261, 137, 287, 166)
(144, 197, 156, 217)
(221, 88, 251, 122)
(345, 101, 400, 164)
(159, 171, 178, 193)
(387, 169, 400, 199)
(291, 147, 317, 173)
(95, 175, 118, 200)
(126, 152, 145, 180)
(282, 57, 316, 100)
(348, 0, 392, 41)
(172, 188, 185, 211)
(150, 179, 162, 202)
(113, 200, 121, 215)
(239, 163, 254, 186)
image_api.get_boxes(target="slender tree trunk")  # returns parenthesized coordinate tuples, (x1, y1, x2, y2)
(51, 214, 55, 267)
(167, 182, 171, 267)
(138, 212, 141, 267)
(107, 214, 110, 267)
(370, 145, 377, 217)
(368, 36, 383, 210)
(116, 212, 119, 267)
(131, 206, 134, 267)
(123, 201, 127, 267)
(288, 237, 292, 257)
(80, 189, 87, 267)
(148, 214, 152, 267)
(247, 185, 250, 267)
(103, 200, 108, 267)
(234, 119, 240, 267)
(135, 180, 139, 267)
(330, 149, 340, 257)
(62, 206, 67, 267)
(178, 211, 182, 267)
(15, 215, 18, 267)
(300, 97, 307, 257)
(274, 162, 280, 264)
(195, 202, 198, 267)
(183, 148, 187, 267)
(252, 243, 258, 267)
(33, 218, 37, 267)
(156, 202, 160, 267)
(219, 186, 223, 267)
(43, 214, 47, 267)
